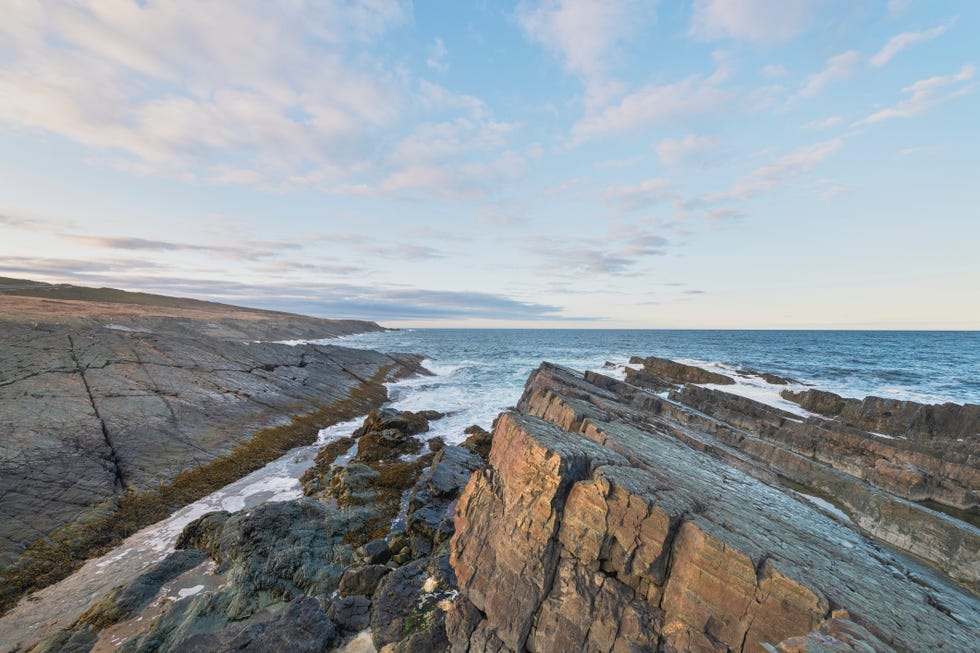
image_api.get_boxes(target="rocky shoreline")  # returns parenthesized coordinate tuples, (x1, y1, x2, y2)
(10, 354, 976, 652)
(0, 279, 425, 617)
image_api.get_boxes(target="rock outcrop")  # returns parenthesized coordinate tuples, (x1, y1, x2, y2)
(0, 279, 423, 614)
(628, 355, 735, 386)
(448, 362, 979, 652)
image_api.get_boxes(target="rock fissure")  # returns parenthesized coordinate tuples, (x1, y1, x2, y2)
(67, 333, 127, 491)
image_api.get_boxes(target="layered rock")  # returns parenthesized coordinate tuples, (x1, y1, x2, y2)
(627, 355, 735, 386)
(449, 363, 980, 652)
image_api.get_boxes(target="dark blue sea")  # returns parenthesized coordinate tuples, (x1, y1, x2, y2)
(322, 330, 979, 444)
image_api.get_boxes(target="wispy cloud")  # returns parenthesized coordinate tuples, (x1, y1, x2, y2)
(655, 134, 722, 166)
(801, 116, 843, 130)
(64, 235, 303, 259)
(0, 2, 413, 185)
(602, 178, 677, 211)
(571, 75, 733, 144)
(690, 0, 817, 43)
(729, 138, 843, 200)
(515, 0, 649, 109)
(871, 21, 954, 68)
(791, 51, 861, 102)
(853, 65, 976, 126)
(426, 37, 449, 72)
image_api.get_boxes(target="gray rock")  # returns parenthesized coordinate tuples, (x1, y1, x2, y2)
(357, 538, 391, 565)
(0, 285, 425, 607)
(370, 559, 428, 649)
(328, 595, 372, 634)
(339, 564, 391, 598)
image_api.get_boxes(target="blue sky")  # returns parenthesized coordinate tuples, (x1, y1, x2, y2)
(1, 0, 977, 328)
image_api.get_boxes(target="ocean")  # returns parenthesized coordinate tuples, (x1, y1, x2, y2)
(321, 329, 980, 445)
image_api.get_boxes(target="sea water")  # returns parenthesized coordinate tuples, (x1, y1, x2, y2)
(324, 329, 980, 444)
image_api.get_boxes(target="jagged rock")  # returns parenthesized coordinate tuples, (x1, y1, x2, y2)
(460, 425, 492, 461)
(782, 388, 980, 444)
(339, 564, 391, 598)
(328, 595, 372, 634)
(448, 363, 980, 652)
(406, 445, 484, 556)
(357, 539, 391, 565)
(370, 559, 429, 649)
(175, 512, 231, 560)
(629, 355, 735, 385)
(175, 596, 337, 653)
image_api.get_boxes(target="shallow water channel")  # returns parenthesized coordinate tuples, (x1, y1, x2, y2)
(0, 417, 364, 651)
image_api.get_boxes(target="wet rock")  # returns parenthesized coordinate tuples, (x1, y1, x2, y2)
(28, 625, 98, 653)
(77, 549, 208, 629)
(339, 564, 391, 598)
(782, 388, 848, 416)
(629, 354, 735, 385)
(175, 512, 231, 561)
(459, 425, 492, 461)
(353, 409, 445, 463)
(782, 388, 980, 444)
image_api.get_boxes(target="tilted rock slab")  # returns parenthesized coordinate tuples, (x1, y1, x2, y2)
(449, 364, 979, 652)
(0, 301, 418, 570)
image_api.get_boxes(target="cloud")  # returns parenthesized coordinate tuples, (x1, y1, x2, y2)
(690, 0, 817, 43)
(477, 202, 530, 226)
(529, 227, 670, 276)
(872, 22, 953, 67)
(853, 65, 976, 126)
(426, 37, 449, 72)
(730, 138, 843, 199)
(655, 134, 722, 166)
(603, 178, 678, 211)
(801, 116, 842, 130)
(0, 260, 572, 321)
(762, 64, 788, 79)
(791, 50, 861, 102)
(571, 75, 733, 144)
(515, 0, 648, 108)
(0, 0, 480, 187)
(63, 234, 304, 260)
(357, 244, 445, 260)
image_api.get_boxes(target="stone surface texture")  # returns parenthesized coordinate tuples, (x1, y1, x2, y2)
(449, 362, 979, 653)
(0, 279, 419, 573)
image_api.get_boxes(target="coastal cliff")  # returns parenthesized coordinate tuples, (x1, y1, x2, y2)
(0, 279, 425, 615)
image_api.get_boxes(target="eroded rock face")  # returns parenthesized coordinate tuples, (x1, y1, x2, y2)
(449, 363, 980, 652)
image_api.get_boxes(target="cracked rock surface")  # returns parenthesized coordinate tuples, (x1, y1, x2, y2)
(0, 280, 417, 571)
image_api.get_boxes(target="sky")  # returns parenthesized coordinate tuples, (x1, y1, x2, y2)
(1, 0, 978, 329)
